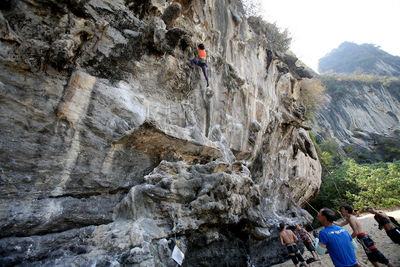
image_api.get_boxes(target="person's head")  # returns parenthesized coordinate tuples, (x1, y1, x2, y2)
(198, 43, 205, 50)
(366, 206, 376, 214)
(317, 208, 336, 225)
(295, 224, 301, 231)
(279, 222, 286, 231)
(340, 205, 353, 215)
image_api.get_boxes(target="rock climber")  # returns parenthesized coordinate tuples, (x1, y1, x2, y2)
(366, 206, 400, 245)
(189, 43, 209, 87)
(336, 205, 394, 267)
(279, 222, 309, 267)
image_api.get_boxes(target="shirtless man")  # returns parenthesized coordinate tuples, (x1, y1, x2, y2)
(336, 205, 394, 267)
(279, 222, 309, 267)
(366, 206, 400, 245)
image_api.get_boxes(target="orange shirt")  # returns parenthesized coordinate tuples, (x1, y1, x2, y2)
(198, 49, 206, 60)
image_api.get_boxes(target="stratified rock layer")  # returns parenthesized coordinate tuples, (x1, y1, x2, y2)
(0, 0, 321, 266)
(313, 78, 400, 160)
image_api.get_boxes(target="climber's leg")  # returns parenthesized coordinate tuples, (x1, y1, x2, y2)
(190, 59, 200, 69)
(201, 64, 209, 87)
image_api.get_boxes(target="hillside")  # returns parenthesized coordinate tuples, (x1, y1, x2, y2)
(319, 42, 400, 77)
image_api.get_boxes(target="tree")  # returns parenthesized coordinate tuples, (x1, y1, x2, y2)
(345, 160, 400, 209)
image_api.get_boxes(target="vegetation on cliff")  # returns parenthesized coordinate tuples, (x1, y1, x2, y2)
(241, 0, 292, 52)
(320, 74, 400, 101)
(298, 78, 325, 121)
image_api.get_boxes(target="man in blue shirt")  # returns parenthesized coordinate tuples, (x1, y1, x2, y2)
(315, 208, 359, 267)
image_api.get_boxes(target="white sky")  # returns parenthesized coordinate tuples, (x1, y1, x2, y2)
(259, 0, 400, 72)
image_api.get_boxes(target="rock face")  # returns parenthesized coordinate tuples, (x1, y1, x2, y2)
(314, 44, 400, 161)
(313, 77, 400, 161)
(0, 0, 321, 266)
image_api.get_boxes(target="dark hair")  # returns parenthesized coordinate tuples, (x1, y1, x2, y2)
(341, 205, 353, 214)
(198, 43, 205, 50)
(321, 208, 336, 222)
(366, 206, 373, 211)
(279, 222, 285, 230)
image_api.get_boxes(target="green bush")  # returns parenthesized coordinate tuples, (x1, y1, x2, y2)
(343, 145, 355, 155)
(319, 138, 342, 164)
(345, 160, 400, 210)
(307, 136, 400, 225)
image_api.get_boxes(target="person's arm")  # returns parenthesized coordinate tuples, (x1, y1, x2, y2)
(373, 214, 384, 230)
(315, 238, 326, 255)
(305, 230, 315, 242)
(334, 219, 348, 227)
(315, 231, 328, 255)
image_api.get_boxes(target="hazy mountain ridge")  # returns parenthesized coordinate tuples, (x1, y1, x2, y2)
(319, 42, 400, 77)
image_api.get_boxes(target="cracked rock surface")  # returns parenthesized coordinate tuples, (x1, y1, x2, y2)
(0, 0, 321, 266)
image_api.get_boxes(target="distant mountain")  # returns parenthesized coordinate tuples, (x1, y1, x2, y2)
(318, 42, 400, 76)
(313, 43, 400, 163)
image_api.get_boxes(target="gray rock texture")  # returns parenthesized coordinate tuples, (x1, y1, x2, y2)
(0, 0, 321, 266)
(313, 78, 400, 161)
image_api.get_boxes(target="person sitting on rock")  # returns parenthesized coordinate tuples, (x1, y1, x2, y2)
(189, 43, 209, 87)
(279, 222, 309, 267)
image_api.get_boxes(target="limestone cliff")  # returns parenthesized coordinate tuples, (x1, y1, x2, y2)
(313, 43, 400, 162)
(0, 0, 321, 266)
(313, 77, 400, 161)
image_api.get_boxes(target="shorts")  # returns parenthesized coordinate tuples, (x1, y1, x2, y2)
(386, 228, 400, 244)
(357, 234, 375, 252)
(287, 244, 305, 265)
(357, 234, 388, 264)
(366, 249, 389, 264)
(304, 241, 315, 252)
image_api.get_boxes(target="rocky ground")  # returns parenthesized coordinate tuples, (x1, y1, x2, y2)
(273, 210, 400, 267)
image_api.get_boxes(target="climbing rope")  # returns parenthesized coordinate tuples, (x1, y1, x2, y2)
(171, 203, 185, 265)
(325, 170, 344, 200)
(186, 68, 193, 98)
(300, 196, 319, 214)
(171, 203, 182, 246)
